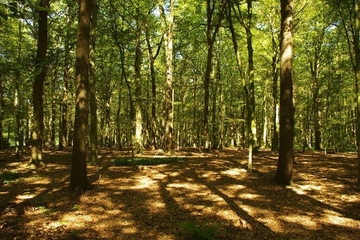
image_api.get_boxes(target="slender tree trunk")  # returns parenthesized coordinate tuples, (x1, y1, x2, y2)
(14, 16, 22, 158)
(212, 46, 221, 149)
(245, 0, 256, 172)
(271, 53, 279, 152)
(275, 0, 294, 186)
(133, 7, 143, 154)
(354, 0, 360, 186)
(60, 62, 69, 150)
(116, 81, 123, 150)
(0, 79, 3, 148)
(50, 78, 56, 148)
(70, 0, 92, 191)
(89, 0, 99, 164)
(29, 0, 48, 168)
(204, 0, 224, 150)
(145, 25, 161, 150)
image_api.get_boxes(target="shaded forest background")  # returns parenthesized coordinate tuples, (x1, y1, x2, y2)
(0, 1, 359, 176)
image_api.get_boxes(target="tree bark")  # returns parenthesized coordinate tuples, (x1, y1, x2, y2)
(133, 7, 143, 154)
(145, 24, 161, 150)
(275, 0, 294, 186)
(29, 0, 49, 168)
(204, 0, 224, 149)
(354, 0, 360, 186)
(159, 0, 175, 153)
(70, 0, 92, 191)
(89, 0, 99, 164)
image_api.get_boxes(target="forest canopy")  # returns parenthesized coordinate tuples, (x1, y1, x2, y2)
(0, 0, 358, 157)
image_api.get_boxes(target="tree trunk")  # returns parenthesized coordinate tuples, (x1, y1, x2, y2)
(204, 0, 224, 150)
(133, 7, 143, 154)
(275, 0, 294, 186)
(89, 0, 99, 164)
(159, 0, 175, 153)
(14, 16, 22, 158)
(29, 0, 48, 168)
(354, 0, 360, 186)
(245, 0, 256, 172)
(271, 33, 279, 152)
(145, 24, 161, 150)
(70, 0, 92, 191)
(50, 75, 56, 147)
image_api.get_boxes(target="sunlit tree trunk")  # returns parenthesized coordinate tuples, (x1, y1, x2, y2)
(70, 0, 92, 191)
(159, 0, 175, 153)
(275, 0, 294, 186)
(133, 7, 143, 154)
(29, 0, 49, 168)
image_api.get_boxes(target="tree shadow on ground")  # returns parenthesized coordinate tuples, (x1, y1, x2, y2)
(0, 148, 359, 239)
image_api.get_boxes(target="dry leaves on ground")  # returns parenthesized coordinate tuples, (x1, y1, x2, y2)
(0, 148, 359, 239)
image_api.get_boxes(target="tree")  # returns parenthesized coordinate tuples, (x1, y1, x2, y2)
(70, 0, 92, 191)
(354, 0, 360, 186)
(89, 0, 99, 164)
(29, 0, 49, 168)
(204, 0, 225, 150)
(275, 0, 294, 185)
(159, 0, 175, 153)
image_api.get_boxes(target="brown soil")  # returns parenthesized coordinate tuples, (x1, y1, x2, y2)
(0, 148, 359, 239)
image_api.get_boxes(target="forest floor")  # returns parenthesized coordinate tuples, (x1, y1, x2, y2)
(0, 147, 359, 240)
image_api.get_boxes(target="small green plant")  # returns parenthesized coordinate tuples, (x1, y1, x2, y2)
(111, 157, 180, 166)
(179, 221, 223, 240)
(71, 204, 80, 211)
(0, 171, 28, 184)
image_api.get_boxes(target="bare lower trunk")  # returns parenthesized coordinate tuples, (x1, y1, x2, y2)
(29, 0, 48, 168)
(70, 0, 91, 191)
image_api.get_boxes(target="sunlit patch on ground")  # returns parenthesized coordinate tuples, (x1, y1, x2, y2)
(0, 148, 359, 239)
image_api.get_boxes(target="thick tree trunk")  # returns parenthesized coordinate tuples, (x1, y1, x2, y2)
(275, 0, 294, 186)
(29, 0, 48, 168)
(70, 0, 91, 191)
(159, 0, 175, 153)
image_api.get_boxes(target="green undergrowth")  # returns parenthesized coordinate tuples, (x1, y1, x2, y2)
(0, 170, 31, 184)
(111, 157, 181, 166)
(179, 221, 224, 240)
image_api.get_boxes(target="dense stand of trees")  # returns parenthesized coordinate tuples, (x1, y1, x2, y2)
(0, 0, 360, 186)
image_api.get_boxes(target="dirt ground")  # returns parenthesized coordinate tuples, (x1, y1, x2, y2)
(0, 147, 359, 240)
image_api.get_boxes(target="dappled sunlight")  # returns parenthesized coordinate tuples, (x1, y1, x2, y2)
(288, 183, 323, 195)
(238, 193, 263, 200)
(280, 214, 319, 229)
(1, 148, 359, 239)
(131, 175, 156, 189)
(221, 167, 248, 177)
